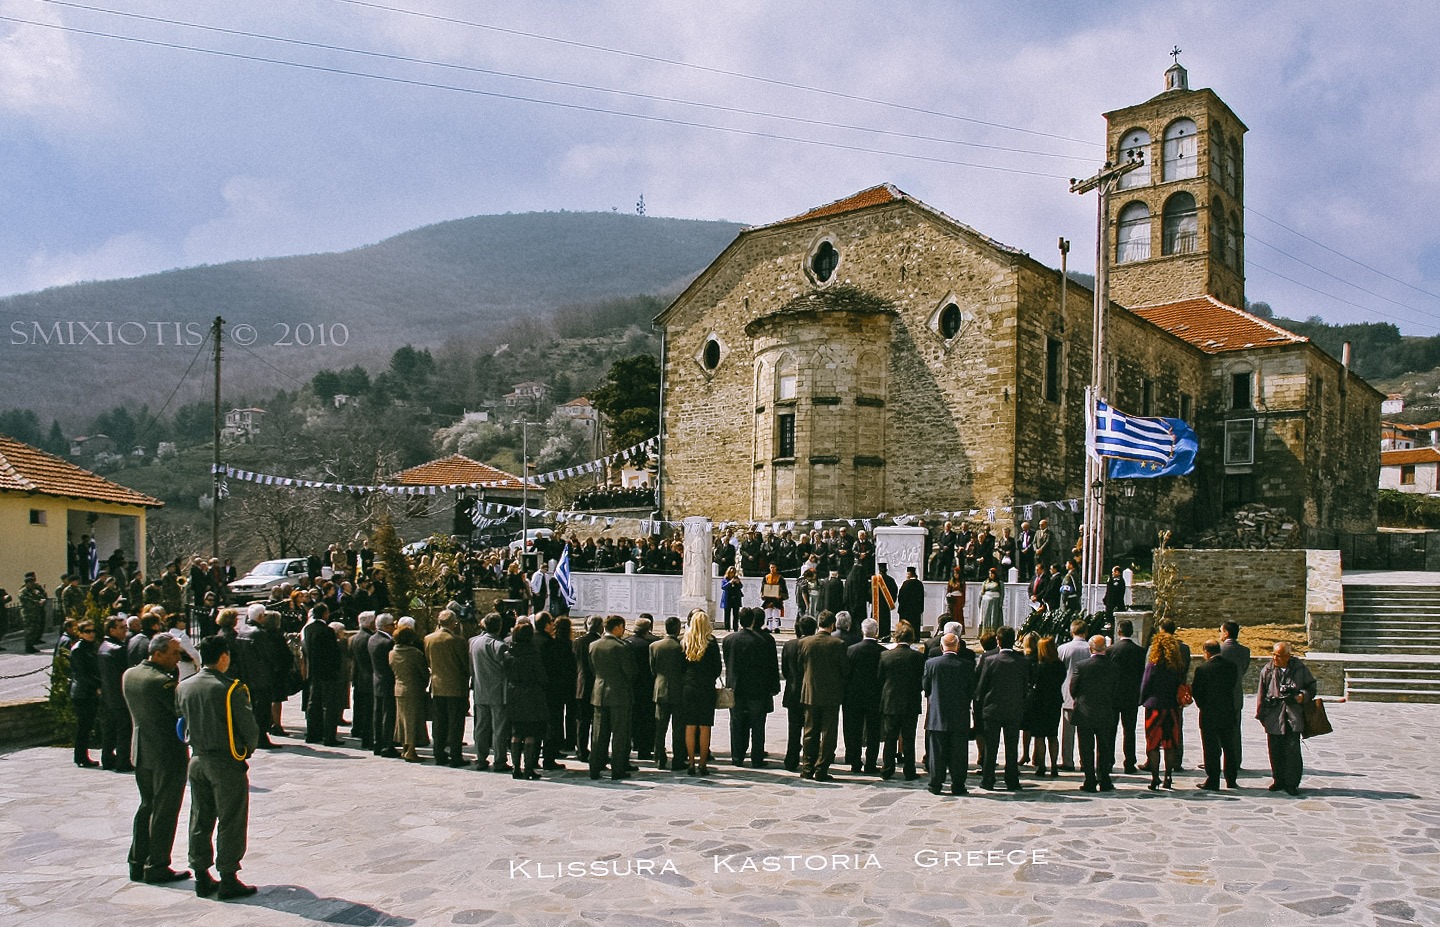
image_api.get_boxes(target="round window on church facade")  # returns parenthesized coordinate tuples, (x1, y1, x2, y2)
(811, 241, 839, 283)
(938, 303, 962, 340)
(702, 338, 721, 370)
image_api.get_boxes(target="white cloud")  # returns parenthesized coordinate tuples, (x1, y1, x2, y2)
(181, 175, 311, 265)
(0, 2, 111, 125)
(16, 232, 174, 292)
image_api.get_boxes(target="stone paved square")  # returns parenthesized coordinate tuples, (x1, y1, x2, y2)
(2, 698, 1437, 926)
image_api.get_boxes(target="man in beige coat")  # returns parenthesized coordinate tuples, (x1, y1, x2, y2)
(425, 610, 471, 767)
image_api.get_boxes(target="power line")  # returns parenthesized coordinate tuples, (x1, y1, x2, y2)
(0, 13, 1072, 179)
(230, 341, 309, 389)
(1247, 234, 1440, 328)
(32, 0, 1092, 164)
(1245, 259, 1430, 331)
(1248, 205, 1440, 305)
(131, 328, 211, 448)
(326, 0, 1103, 149)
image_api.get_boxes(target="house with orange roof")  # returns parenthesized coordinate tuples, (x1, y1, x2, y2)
(1380, 447, 1440, 494)
(655, 62, 1380, 553)
(0, 434, 163, 594)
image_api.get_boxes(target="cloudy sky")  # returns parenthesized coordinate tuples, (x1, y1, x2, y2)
(4, 0, 1438, 333)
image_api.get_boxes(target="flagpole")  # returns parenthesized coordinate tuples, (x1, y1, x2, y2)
(1071, 152, 1142, 618)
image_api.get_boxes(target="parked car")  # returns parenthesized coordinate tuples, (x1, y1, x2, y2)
(228, 558, 309, 601)
(508, 528, 554, 553)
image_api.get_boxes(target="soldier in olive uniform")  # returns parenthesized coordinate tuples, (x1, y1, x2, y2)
(176, 635, 259, 900)
(59, 575, 87, 622)
(19, 572, 47, 654)
(122, 633, 190, 884)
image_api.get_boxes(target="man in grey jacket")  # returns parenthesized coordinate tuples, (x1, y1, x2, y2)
(469, 613, 510, 772)
(1256, 642, 1316, 796)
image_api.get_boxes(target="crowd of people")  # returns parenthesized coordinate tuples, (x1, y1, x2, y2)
(66, 588, 1315, 796)
(567, 483, 656, 512)
(47, 567, 1321, 901)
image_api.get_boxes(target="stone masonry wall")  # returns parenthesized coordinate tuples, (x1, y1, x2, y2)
(661, 203, 1026, 522)
(1153, 548, 1307, 628)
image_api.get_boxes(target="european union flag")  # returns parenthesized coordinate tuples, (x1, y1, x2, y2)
(1106, 417, 1198, 478)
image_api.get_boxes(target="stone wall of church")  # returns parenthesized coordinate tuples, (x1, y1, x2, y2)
(1102, 308, 1212, 557)
(1012, 263, 1091, 510)
(660, 203, 1030, 523)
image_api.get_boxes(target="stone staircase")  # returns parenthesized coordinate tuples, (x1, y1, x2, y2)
(1340, 585, 1440, 654)
(1338, 584, 1440, 703)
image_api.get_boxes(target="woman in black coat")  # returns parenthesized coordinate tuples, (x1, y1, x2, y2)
(69, 620, 102, 767)
(505, 620, 548, 779)
(552, 617, 578, 751)
(678, 610, 723, 775)
(1021, 635, 1065, 776)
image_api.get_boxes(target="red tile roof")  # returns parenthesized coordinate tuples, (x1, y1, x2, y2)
(769, 184, 907, 227)
(386, 454, 537, 490)
(0, 435, 163, 508)
(1381, 447, 1440, 466)
(1131, 296, 1308, 353)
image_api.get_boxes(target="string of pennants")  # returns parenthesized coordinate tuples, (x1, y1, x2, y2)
(210, 436, 658, 498)
(469, 498, 1083, 534)
(532, 437, 657, 484)
(212, 463, 514, 496)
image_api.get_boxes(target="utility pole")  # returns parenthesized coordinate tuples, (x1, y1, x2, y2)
(1069, 153, 1142, 614)
(518, 419, 539, 552)
(211, 315, 225, 559)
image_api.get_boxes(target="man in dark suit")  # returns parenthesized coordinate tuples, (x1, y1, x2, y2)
(781, 614, 816, 771)
(974, 625, 1028, 790)
(1044, 563, 1063, 613)
(842, 618, 885, 774)
(572, 616, 604, 763)
(589, 615, 635, 780)
(99, 617, 135, 771)
(1027, 564, 1050, 615)
(878, 625, 926, 780)
(301, 604, 343, 746)
(818, 570, 846, 615)
(349, 611, 375, 751)
(797, 611, 849, 781)
(368, 613, 398, 758)
(896, 567, 926, 638)
(1107, 618, 1146, 774)
(1070, 635, 1121, 792)
(1016, 521, 1036, 581)
(923, 631, 976, 795)
(535, 613, 571, 770)
(650, 616, 686, 771)
(626, 615, 659, 761)
(1218, 621, 1251, 779)
(1192, 639, 1241, 791)
(122, 633, 189, 883)
(725, 608, 780, 767)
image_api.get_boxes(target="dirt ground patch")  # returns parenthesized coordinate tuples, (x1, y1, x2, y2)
(1171, 623, 1307, 656)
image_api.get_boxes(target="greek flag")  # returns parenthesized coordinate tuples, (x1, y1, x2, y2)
(555, 544, 576, 607)
(1087, 391, 1198, 478)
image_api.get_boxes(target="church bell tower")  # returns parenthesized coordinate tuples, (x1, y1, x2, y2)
(1103, 52, 1247, 309)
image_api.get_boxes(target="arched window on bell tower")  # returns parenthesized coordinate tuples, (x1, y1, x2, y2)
(1117, 128, 1151, 189)
(1162, 192, 1198, 255)
(1163, 118, 1198, 181)
(1117, 201, 1151, 264)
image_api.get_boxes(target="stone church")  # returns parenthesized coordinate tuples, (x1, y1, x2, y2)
(655, 62, 1380, 552)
